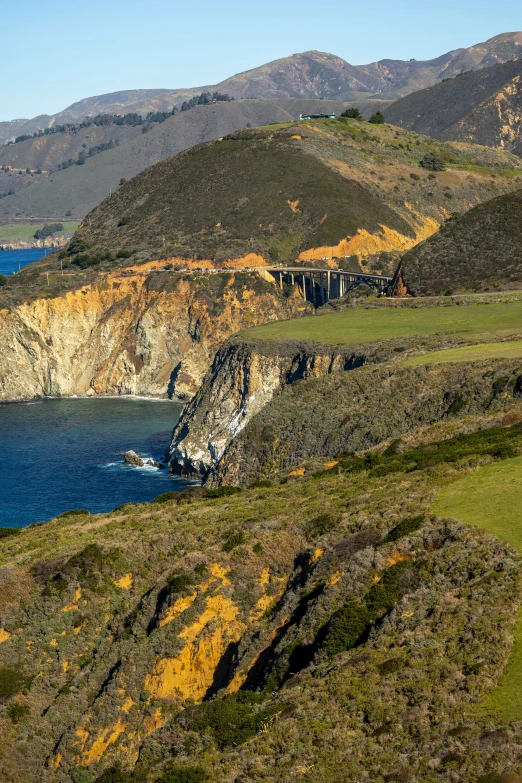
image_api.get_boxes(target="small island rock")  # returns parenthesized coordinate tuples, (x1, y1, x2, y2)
(123, 450, 144, 467)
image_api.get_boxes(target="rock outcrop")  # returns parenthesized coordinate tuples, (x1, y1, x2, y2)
(0, 267, 311, 402)
(123, 451, 143, 467)
(168, 336, 405, 478)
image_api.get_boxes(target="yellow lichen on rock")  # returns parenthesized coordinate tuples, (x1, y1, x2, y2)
(114, 573, 133, 590)
(120, 697, 134, 714)
(310, 548, 324, 564)
(81, 719, 127, 766)
(159, 593, 197, 628)
(62, 588, 82, 612)
(385, 551, 413, 567)
(287, 199, 300, 213)
(325, 570, 344, 587)
(0, 628, 11, 643)
(51, 753, 63, 768)
(145, 594, 245, 702)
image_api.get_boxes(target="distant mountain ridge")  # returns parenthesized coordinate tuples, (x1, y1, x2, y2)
(386, 58, 522, 156)
(2, 32, 521, 144)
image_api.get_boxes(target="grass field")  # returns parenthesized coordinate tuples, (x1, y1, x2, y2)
(434, 456, 522, 720)
(0, 221, 79, 242)
(404, 340, 522, 367)
(244, 300, 522, 346)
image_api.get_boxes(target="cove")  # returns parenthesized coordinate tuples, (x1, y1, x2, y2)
(0, 397, 194, 528)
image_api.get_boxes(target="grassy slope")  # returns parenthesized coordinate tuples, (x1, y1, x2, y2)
(404, 340, 522, 366)
(401, 188, 522, 296)
(244, 299, 522, 345)
(0, 222, 79, 242)
(434, 456, 522, 719)
(2, 420, 522, 781)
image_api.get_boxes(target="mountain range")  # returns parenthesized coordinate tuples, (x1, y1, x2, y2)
(2, 31, 521, 145)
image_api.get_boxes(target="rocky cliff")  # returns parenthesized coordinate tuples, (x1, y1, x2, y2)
(0, 267, 311, 402)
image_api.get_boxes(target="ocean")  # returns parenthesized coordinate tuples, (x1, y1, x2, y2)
(0, 247, 49, 275)
(0, 396, 194, 528)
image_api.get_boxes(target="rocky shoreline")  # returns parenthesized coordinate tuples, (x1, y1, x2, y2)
(0, 233, 72, 251)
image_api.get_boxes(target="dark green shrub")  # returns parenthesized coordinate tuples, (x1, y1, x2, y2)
(190, 692, 279, 749)
(158, 765, 207, 783)
(365, 560, 413, 616)
(420, 153, 446, 171)
(0, 274, 7, 286)
(151, 491, 179, 504)
(0, 667, 28, 701)
(378, 657, 407, 675)
(6, 701, 30, 723)
(167, 572, 195, 595)
(305, 513, 339, 538)
(369, 111, 385, 124)
(250, 479, 272, 488)
(447, 395, 467, 415)
(253, 542, 264, 554)
(205, 485, 241, 498)
(380, 515, 425, 545)
(96, 764, 147, 782)
(321, 600, 370, 657)
(0, 527, 20, 539)
(223, 531, 245, 552)
(341, 107, 362, 119)
(56, 509, 90, 519)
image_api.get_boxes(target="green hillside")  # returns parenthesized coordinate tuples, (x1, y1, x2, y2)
(400, 188, 522, 295)
(244, 296, 522, 345)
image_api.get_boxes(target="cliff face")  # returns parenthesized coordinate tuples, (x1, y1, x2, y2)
(168, 337, 407, 478)
(0, 268, 311, 402)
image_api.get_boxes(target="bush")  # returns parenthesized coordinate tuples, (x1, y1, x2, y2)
(380, 515, 425, 545)
(190, 691, 279, 749)
(0, 274, 7, 286)
(205, 486, 241, 498)
(378, 657, 407, 675)
(34, 223, 63, 239)
(223, 531, 245, 552)
(420, 153, 446, 171)
(158, 765, 207, 783)
(0, 527, 20, 539)
(56, 508, 90, 519)
(369, 111, 385, 124)
(321, 600, 370, 657)
(305, 513, 339, 538)
(6, 701, 30, 723)
(341, 107, 362, 119)
(0, 667, 28, 701)
(151, 491, 179, 504)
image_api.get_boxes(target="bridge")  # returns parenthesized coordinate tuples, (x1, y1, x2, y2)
(264, 267, 394, 306)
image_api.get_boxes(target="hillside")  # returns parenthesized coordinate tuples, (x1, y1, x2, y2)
(35, 118, 522, 272)
(2, 32, 521, 144)
(0, 99, 363, 220)
(386, 58, 522, 155)
(3, 372, 522, 781)
(400, 188, 522, 295)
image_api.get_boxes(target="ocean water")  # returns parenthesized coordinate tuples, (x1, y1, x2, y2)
(0, 247, 48, 275)
(0, 397, 195, 528)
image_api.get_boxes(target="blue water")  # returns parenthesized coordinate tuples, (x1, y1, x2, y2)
(0, 247, 48, 275)
(0, 397, 195, 528)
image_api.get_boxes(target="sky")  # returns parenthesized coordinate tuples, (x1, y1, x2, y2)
(2, 0, 521, 121)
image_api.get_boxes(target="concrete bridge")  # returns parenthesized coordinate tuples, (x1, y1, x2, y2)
(264, 267, 393, 306)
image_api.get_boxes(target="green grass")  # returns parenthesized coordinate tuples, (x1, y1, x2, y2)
(0, 221, 79, 242)
(403, 340, 522, 367)
(244, 300, 522, 346)
(434, 456, 522, 720)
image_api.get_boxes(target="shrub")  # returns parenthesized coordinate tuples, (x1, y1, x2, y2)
(253, 542, 264, 554)
(321, 599, 370, 657)
(250, 479, 272, 488)
(378, 657, 407, 675)
(56, 509, 90, 518)
(305, 513, 339, 538)
(369, 111, 385, 124)
(0, 667, 28, 701)
(96, 763, 148, 782)
(341, 107, 363, 119)
(190, 691, 279, 749)
(151, 491, 179, 504)
(205, 486, 241, 498)
(0, 274, 7, 286)
(380, 515, 425, 545)
(158, 765, 207, 783)
(420, 153, 446, 171)
(0, 527, 20, 539)
(365, 560, 413, 616)
(6, 701, 30, 723)
(223, 531, 245, 552)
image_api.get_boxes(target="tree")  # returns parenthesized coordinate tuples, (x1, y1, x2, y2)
(420, 152, 446, 171)
(369, 111, 385, 124)
(341, 107, 363, 119)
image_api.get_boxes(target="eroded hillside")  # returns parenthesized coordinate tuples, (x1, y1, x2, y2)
(2, 415, 522, 782)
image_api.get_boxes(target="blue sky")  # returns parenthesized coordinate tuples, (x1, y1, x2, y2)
(3, 0, 521, 121)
